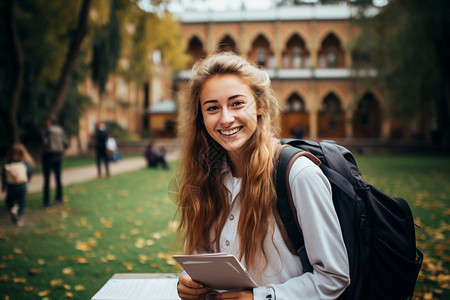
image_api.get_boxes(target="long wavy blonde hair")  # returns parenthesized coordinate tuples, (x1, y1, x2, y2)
(176, 52, 281, 269)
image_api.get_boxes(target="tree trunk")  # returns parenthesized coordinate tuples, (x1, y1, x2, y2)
(48, 0, 91, 119)
(5, 0, 24, 144)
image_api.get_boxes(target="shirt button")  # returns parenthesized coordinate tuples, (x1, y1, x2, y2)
(225, 240, 230, 246)
(229, 215, 234, 221)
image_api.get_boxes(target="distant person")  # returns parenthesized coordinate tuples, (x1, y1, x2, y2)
(41, 117, 68, 209)
(144, 142, 168, 169)
(2, 143, 34, 227)
(95, 122, 110, 177)
(290, 124, 303, 139)
(106, 136, 120, 162)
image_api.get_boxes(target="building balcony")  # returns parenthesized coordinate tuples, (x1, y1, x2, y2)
(177, 68, 376, 81)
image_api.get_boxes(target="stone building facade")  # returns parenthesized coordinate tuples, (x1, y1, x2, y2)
(175, 4, 395, 140)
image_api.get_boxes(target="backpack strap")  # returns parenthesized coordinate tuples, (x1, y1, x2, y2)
(320, 141, 354, 185)
(276, 145, 321, 273)
(319, 164, 357, 200)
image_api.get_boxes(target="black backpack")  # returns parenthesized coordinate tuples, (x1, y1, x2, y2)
(275, 139, 423, 300)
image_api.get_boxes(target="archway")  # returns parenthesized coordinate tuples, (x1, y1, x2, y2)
(187, 36, 206, 68)
(248, 34, 272, 68)
(318, 92, 345, 138)
(282, 93, 309, 138)
(352, 93, 381, 138)
(282, 34, 310, 69)
(218, 35, 238, 54)
(318, 33, 345, 68)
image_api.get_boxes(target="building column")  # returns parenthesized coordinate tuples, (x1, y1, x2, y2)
(381, 119, 391, 140)
(240, 22, 249, 58)
(310, 20, 318, 68)
(207, 22, 215, 53)
(309, 83, 319, 139)
(274, 20, 282, 69)
(345, 110, 353, 138)
(345, 51, 352, 68)
(310, 110, 318, 139)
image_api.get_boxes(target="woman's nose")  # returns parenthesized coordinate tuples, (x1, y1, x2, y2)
(220, 108, 234, 125)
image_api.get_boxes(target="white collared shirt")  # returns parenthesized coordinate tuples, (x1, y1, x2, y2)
(215, 156, 350, 300)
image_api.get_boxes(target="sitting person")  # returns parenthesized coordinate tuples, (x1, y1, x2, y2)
(144, 142, 168, 169)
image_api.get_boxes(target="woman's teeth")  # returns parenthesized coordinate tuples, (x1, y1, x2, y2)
(221, 127, 241, 136)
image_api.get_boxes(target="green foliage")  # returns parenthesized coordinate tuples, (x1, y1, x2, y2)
(0, 0, 188, 156)
(0, 0, 92, 156)
(91, 0, 122, 94)
(104, 121, 128, 140)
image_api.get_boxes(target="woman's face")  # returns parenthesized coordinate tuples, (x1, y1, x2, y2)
(200, 74, 260, 158)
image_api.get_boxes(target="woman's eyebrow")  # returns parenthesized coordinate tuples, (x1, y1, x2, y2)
(202, 99, 218, 106)
(202, 94, 246, 106)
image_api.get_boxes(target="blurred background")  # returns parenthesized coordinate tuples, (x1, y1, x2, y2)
(1, 0, 449, 158)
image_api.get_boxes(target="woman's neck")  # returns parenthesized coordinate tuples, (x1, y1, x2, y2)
(228, 152, 243, 178)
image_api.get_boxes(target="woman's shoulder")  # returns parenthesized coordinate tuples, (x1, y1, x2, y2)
(290, 155, 320, 173)
(288, 155, 326, 184)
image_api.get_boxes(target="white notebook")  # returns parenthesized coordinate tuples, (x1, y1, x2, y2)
(173, 253, 258, 290)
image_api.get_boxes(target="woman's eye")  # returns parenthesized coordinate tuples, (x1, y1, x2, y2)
(232, 100, 244, 107)
(206, 106, 219, 112)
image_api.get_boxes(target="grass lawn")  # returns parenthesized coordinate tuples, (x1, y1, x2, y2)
(32, 152, 143, 174)
(0, 155, 449, 299)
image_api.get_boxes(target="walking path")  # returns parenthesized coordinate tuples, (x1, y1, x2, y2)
(0, 151, 179, 200)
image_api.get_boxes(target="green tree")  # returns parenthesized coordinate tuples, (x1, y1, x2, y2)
(2, 0, 24, 144)
(0, 0, 188, 156)
(352, 0, 450, 143)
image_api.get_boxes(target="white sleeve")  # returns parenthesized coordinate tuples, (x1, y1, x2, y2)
(269, 157, 350, 300)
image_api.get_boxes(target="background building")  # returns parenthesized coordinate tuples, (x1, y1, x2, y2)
(175, 3, 393, 140)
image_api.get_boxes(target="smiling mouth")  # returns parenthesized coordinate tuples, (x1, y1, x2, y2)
(220, 127, 242, 136)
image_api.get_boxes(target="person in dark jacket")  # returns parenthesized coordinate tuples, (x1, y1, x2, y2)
(41, 117, 68, 209)
(95, 122, 110, 177)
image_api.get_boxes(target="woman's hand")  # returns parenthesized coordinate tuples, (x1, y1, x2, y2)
(216, 290, 253, 299)
(177, 274, 211, 299)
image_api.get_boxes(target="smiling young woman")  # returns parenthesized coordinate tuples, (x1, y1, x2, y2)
(175, 52, 350, 300)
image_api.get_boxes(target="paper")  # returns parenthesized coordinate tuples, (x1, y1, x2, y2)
(91, 278, 181, 300)
(173, 253, 258, 290)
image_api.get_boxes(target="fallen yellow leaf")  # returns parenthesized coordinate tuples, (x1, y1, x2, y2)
(13, 277, 26, 283)
(129, 228, 140, 235)
(76, 241, 93, 251)
(74, 285, 85, 291)
(107, 254, 117, 261)
(0, 274, 9, 282)
(37, 290, 51, 297)
(24, 286, 34, 292)
(62, 267, 75, 275)
(76, 257, 88, 264)
(50, 278, 64, 287)
(65, 291, 74, 298)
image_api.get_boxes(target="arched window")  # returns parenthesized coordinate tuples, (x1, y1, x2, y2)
(187, 36, 206, 67)
(282, 93, 309, 138)
(319, 92, 345, 137)
(248, 34, 271, 68)
(284, 93, 306, 113)
(218, 35, 238, 54)
(353, 93, 381, 138)
(282, 34, 310, 69)
(321, 93, 342, 115)
(318, 33, 345, 69)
